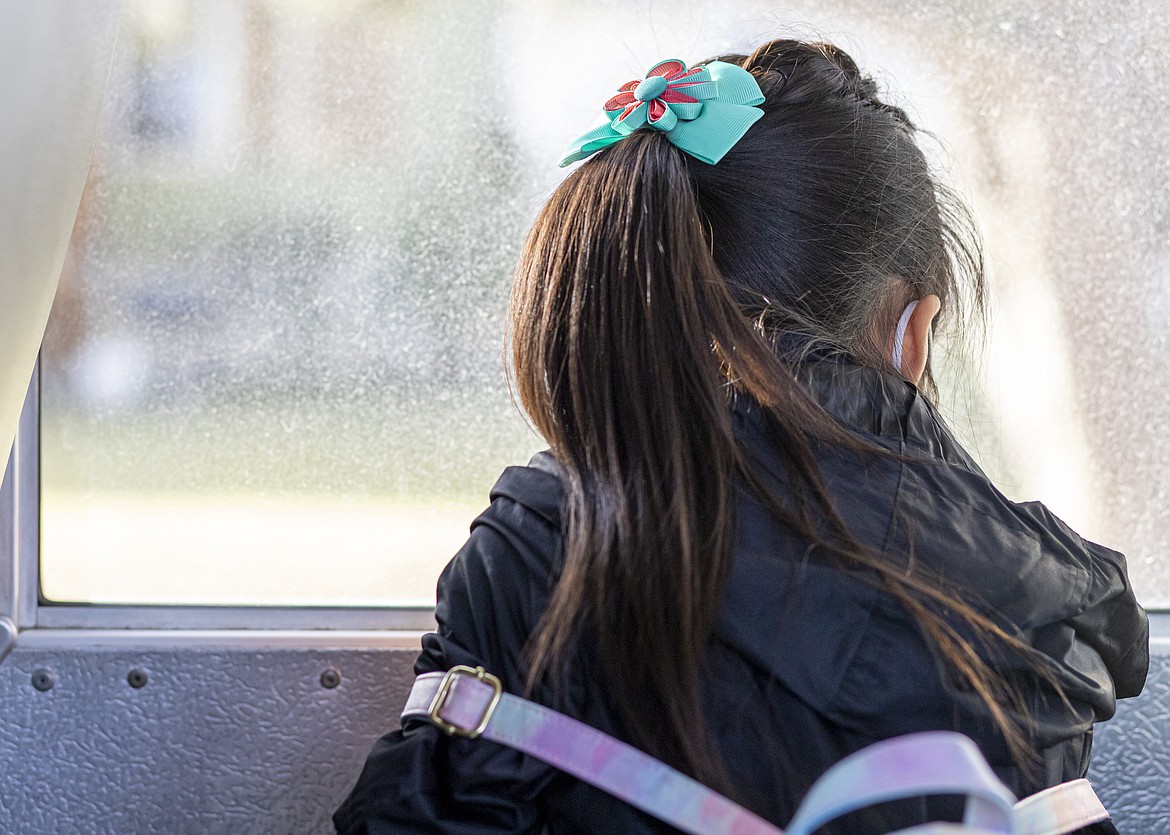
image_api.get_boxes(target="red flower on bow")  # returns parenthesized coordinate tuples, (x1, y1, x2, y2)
(604, 59, 708, 126)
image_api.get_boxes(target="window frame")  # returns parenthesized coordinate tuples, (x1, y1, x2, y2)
(3, 357, 438, 632)
(1, 364, 39, 636)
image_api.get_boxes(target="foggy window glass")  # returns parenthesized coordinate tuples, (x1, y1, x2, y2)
(40, 0, 1169, 608)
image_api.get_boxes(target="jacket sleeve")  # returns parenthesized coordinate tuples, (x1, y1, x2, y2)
(334, 486, 564, 834)
(1019, 501, 1150, 706)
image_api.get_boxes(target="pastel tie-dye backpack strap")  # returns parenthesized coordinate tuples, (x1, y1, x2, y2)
(401, 666, 1108, 835)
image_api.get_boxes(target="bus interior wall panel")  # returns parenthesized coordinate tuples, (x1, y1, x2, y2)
(0, 645, 416, 834)
(1092, 649, 1170, 829)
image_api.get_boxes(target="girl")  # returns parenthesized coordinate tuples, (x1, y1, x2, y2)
(335, 39, 1147, 834)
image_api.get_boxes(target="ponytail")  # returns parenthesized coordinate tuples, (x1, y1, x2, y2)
(514, 132, 741, 784)
(514, 131, 866, 784)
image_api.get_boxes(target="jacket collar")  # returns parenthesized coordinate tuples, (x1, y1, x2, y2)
(789, 351, 990, 475)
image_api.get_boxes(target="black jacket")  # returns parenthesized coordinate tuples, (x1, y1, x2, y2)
(335, 359, 1148, 834)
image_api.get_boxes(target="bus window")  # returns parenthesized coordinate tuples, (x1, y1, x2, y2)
(31, 0, 1170, 617)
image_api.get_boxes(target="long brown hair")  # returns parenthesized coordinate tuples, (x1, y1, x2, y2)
(512, 39, 1048, 787)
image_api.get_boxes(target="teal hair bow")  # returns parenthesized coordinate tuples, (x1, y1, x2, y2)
(558, 58, 765, 167)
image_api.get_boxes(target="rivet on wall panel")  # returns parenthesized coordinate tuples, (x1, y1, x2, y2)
(128, 668, 149, 689)
(31, 668, 55, 691)
(320, 669, 341, 689)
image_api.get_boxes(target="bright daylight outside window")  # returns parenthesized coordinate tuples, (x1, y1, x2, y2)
(38, 0, 1170, 609)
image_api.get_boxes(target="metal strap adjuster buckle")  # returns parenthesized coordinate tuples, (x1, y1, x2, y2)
(426, 665, 503, 738)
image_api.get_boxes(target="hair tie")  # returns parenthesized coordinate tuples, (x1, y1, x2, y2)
(558, 59, 765, 167)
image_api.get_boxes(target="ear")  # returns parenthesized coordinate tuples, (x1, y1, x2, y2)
(898, 294, 941, 384)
